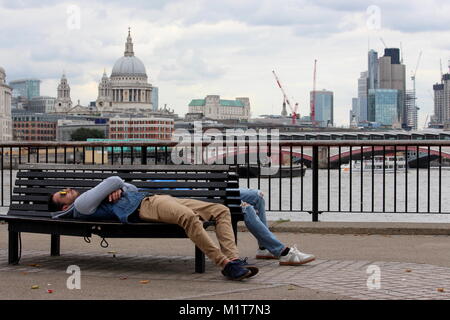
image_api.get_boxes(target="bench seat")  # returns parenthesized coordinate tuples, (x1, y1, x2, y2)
(0, 164, 243, 273)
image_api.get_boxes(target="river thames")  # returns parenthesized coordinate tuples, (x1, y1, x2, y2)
(1, 169, 450, 223)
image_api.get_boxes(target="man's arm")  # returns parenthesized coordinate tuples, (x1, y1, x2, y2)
(74, 176, 125, 215)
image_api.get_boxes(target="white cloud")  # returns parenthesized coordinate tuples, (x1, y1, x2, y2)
(0, 0, 448, 127)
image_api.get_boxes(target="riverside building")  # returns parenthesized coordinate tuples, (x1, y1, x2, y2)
(188, 95, 250, 121)
(0, 67, 12, 141)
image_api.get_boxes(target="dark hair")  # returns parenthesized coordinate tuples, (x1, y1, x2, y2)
(47, 193, 64, 212)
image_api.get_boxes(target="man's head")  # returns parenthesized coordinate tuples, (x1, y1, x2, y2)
(48, 188, 80, 212)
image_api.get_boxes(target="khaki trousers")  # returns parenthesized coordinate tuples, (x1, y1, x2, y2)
(138, 194, 239, 267)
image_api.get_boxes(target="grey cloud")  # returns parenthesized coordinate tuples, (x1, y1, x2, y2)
(0, 0, 169, 10)
(158, 49, 226, 83)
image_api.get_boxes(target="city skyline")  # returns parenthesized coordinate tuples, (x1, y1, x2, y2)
(1, 0, 449, 127)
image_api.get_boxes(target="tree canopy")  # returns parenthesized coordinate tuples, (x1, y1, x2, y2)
(70, 128, 105, 141)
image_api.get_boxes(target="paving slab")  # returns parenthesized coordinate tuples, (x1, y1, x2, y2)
(1, 223, 450, 300)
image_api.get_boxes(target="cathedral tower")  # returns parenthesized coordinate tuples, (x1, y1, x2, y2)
(55, 73, 73, 112)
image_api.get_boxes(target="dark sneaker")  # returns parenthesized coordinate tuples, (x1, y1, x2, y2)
(221, 260, 252, 281)
(234, 257, 259, 278)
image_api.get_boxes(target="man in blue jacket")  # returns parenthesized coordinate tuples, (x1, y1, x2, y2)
(48, 176, 258, 281)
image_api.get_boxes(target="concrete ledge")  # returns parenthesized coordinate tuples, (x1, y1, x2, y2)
(237, 221, 450, 235)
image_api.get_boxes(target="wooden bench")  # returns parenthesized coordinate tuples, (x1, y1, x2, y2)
(0, 164, 242, 273)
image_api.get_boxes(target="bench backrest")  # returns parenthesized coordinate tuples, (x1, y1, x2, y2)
(8, 164, 242, 220)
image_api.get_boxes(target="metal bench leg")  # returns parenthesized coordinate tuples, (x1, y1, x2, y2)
(195, 246, 205, 273)
(51, 234, 60, 257)
(8, 231, 20, 265)
(232, 219, 238, 244)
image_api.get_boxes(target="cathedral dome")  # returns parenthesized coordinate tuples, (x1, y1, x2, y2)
(111, 56, 147, 77)
(110, 29, 147, 78)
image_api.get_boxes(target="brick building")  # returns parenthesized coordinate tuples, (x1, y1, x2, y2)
(108, 117, 174, 140)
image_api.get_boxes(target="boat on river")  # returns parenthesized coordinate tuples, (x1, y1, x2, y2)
(341, 155, 407, 173)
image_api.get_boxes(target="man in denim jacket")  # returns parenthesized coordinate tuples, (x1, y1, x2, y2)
(48, 176, 258, 281)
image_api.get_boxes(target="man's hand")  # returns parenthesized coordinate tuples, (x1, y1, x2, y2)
(108, 189, 123, 203)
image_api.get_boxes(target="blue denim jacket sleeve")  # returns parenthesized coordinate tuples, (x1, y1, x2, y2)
(74, 176, 125, 216)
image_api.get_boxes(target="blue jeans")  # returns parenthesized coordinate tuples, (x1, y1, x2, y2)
(238, 188, 285, 257)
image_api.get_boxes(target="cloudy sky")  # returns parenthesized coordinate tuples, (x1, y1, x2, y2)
(0, 0, 449, 127)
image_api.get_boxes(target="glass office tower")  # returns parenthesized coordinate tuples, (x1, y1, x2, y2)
(311, 90, 333, 127)
(368, 89, 400, 126)
(9, 79, 41, 100)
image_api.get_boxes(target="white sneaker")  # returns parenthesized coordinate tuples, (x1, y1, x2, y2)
(255, 248, 277, 260)
(279, 245, 315, 266)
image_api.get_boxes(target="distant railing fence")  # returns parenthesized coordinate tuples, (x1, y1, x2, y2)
(2, 140, 450, 222)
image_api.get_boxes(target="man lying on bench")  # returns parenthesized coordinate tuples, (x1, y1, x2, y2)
(47, 176, 258, 281)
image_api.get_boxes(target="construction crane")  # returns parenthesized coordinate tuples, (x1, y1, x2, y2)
(272, 70, 299, 124)
(409, 51, 422, 130)
(311, 59, 317, 125)
(411, 51, 422, 104)
(380, 37, 387, 48)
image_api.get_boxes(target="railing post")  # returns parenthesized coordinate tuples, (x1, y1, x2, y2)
(141, 146, 147, 165)
(312, 145, 320, 222)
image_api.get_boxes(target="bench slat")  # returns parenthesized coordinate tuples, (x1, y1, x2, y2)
(18, 164, 234, 172)
(8, 208, 52, 216)
(11, 195, 49, 202)
(12, 187, 229, 197)
(17, 171, 229, 180)
(15, 179, 229, 189)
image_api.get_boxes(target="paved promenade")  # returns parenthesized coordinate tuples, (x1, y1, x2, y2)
(0, 221, 450, 300)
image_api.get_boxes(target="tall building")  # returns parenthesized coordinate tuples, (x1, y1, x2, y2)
(96, 29, 153, 114)
(9, 79, 40, 100)
(188, 95, 250, 121)
(54, 73, 73, 112)
(310, 90, 333, 127)
(357, 71, 368, 122)
(0, 67, 13, 141)
(405, 90, 418, 130)
(432, 73, 450, 126)
(368, 89, 401, 126)
(433, 83, 445, 125)
(378, 48, 406, 126)
(9, 79, 40, 110)
(368, 49, 378, 90)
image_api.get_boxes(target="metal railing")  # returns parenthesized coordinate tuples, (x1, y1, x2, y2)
(1, 139, 450, 221)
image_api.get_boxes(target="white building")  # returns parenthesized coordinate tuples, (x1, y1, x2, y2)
(0, 67, 12, 141)
(54, 73, 73, 113)
(96, 29, 153, 114)
(188, 95, 250, 121)
(28, 96, 56, 113)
